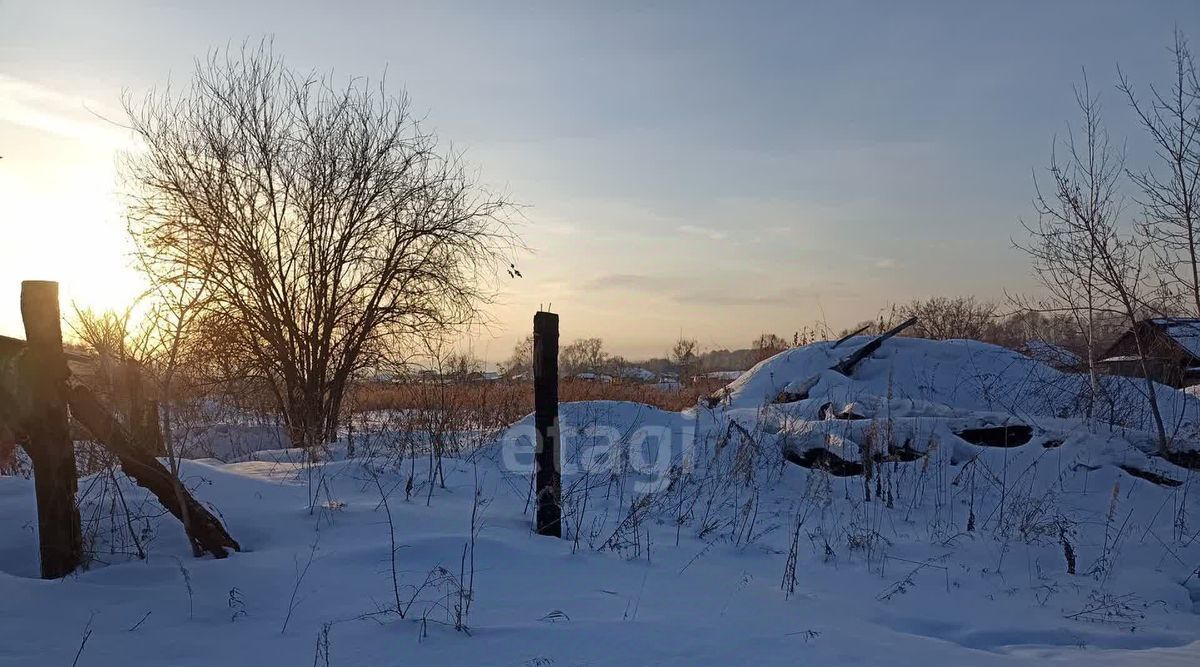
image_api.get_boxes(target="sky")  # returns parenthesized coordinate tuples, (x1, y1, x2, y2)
(1, 1, 1198, 363)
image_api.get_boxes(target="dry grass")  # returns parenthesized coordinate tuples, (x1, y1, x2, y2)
(349, 378, 724, 424)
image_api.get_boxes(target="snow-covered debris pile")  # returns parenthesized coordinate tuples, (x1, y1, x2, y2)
(3, 336, 1200, 665)
(716, 336, 1200, 464)
(723, 336, 1189, 421)
(1019, 339, 1083, 369)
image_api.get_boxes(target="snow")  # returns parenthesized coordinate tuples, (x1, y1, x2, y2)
(1150, 318, 1200, 359)
(616, 366, 657, 382)
(2, 337, 1200, 666)
(574, 371, 614, 383)
(697, 370, 744, 381)
(1020, 339, 1082, 368)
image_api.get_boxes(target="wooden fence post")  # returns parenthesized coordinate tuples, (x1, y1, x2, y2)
(124, 358, 164, 455)
(533, 311, 561, 537)
(21, 280, 83, 578)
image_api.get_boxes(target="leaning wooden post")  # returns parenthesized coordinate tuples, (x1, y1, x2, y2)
(533, 311, 561, 537)
(21, 280, 84, 578)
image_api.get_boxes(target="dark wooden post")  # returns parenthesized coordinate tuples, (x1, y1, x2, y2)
(124, 358, 164, 456)
(21, 280, 84, 578)
(533, 311, 561, 537)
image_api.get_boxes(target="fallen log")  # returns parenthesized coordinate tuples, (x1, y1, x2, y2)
(785, 447, 863, 477)
(66, 384, 240, 559)
(1163, 448, 1200, 470)
(784, 440, 925, 477)
(1119, 465, 1182, 488)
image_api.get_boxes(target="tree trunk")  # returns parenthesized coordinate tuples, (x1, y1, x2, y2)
(283, 387, 323, 453)
(1130, 327, 1171, 453)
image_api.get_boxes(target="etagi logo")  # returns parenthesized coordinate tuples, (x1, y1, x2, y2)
(498, 418, 697, 494)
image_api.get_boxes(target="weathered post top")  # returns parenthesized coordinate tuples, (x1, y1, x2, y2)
(21, 281, 65, 353)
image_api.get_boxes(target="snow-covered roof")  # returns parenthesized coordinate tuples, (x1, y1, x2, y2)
(615, 366, 656, 381)
(1100, 355, 1143, 363)
(1147, 318, 1200, 359)
(575, 372, 614, 383)
(698, 370, 744, 381)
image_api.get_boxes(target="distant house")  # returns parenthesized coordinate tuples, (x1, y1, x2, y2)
(1099, 318, 1200, 387)
(368, 372, 402, 385)
(652, 371, 681, 391)
(574, 371, 614, 383)
(695, 370, 744, 382)
(468, 371, 502, 382)
(615, 366, 657, 383)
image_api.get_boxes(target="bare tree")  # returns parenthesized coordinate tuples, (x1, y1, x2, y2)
(121, 41, 517, 450)
(900, 296, 997, 341)
(70, 305, 138, 398)
(670, 336, 698, 382)
(500, 334, 533, 378)
(751, 333, 788, 363)
(1119, 30, 1200, 316)
(560, 337, 606, 376)
(1020, 75, 1171, 450)
(1020, 75, 1118, 411)
(71, 306, 134, 361)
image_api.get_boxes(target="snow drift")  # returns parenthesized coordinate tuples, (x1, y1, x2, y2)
(2, 336, 1200, 666)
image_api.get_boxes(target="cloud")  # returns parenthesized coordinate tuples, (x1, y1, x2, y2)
(581, 273, 857, 306)
(0, 75, 128, 148)
(581, 273, 684, 292)
(677, 224, 728, 241)
(674, 286, 834, 307)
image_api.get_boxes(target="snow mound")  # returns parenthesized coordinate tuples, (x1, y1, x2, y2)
(493, 400, 688, 482)
(720, 336, 1200, 445)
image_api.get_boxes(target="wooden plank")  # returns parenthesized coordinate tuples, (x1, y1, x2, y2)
(830, 317, 918, 376)
(831, 324, 870, 349)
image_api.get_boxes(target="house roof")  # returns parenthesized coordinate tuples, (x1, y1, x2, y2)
(1145, 318, 1200, 359)
(615, 366, 656, 381)
(698, 370, 745, 381)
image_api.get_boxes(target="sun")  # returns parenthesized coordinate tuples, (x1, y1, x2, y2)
(0, 151, 147, 338)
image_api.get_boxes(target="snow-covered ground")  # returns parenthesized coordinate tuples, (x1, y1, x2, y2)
(2, 337, 1200, 666)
